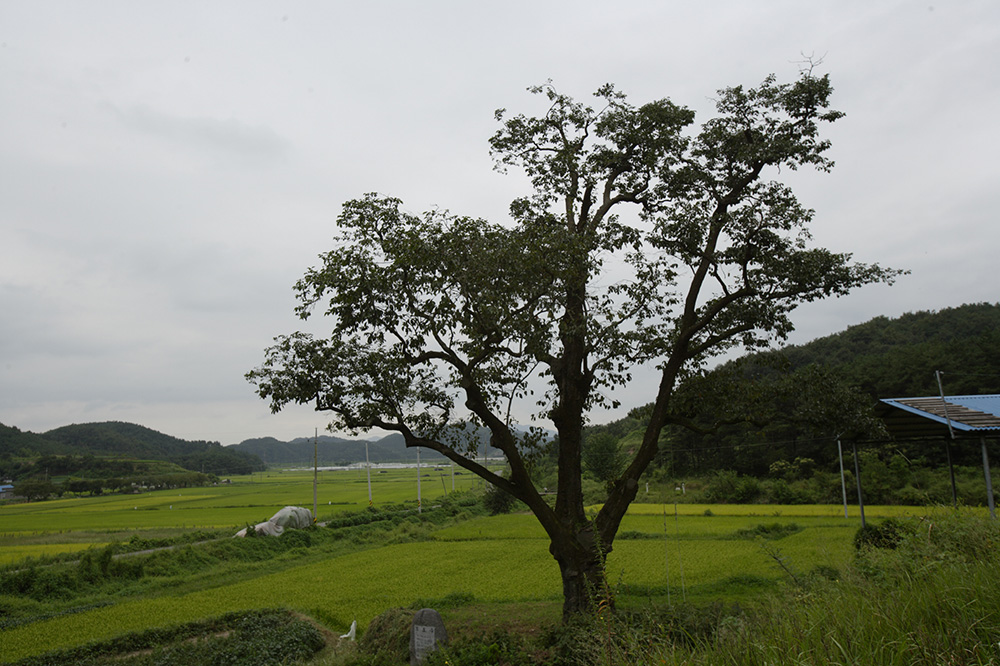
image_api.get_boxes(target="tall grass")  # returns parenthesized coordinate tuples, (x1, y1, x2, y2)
(589, 509, 1000, 666)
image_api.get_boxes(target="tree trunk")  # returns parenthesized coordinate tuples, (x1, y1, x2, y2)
(549, 521, 611, 620)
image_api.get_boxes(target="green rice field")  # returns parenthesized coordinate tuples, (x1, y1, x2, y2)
(0, 466, 481, 553)
(0, 543, 107, 567)
(0, 471, 975, 663)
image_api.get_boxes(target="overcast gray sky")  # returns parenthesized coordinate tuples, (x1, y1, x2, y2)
(2, 1, 997, 444)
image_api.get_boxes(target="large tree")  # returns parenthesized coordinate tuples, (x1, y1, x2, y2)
(248, 70, 900, 619)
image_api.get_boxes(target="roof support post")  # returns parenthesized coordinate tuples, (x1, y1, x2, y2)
(852, 441, 866, 529)
(935, 372, 959, 508)
(982, 436, 995, 520)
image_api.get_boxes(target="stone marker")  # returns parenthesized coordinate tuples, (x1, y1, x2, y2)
(410, 608, 447, 665)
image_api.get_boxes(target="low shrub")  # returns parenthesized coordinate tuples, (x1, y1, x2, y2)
(483, 483, 518, 515)
(761, 479, 806, 504)
(853, 517, 909, 550)
(617, 530, 660, 540)
(280, 528, 313, 549)
(732, 522, 802, 540)
(703, 471, 761, 504)
(0, 565, 78, 601)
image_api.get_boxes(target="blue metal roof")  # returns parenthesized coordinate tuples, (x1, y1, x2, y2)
(880, 395, 1000, 432)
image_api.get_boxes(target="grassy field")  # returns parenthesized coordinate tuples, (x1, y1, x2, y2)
(0, 472, 978, 664)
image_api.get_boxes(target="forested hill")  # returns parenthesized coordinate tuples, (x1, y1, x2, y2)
(593, 303, 1000, 480)
(774, 302, 1000, 397)
(0, 421, 263, 475)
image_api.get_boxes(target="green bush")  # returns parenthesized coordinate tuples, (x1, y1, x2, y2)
(853, 517, 909, 550)
(704, 511, 1000, 666)
(537, 601, 745, 665)
(543, 617, 603, 666)
(703, 471, 761, 504)
(483, 483, 517, 515)
(0, 565, 78, 601)
(762, 479, 803, 504)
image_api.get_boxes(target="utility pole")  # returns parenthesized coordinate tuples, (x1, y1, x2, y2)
(313, 428, 318, 522)
(365, 440, 372, 507)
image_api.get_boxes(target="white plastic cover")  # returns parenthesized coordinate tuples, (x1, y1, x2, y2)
(269, 506, 314, 529)
(233, 506, 312, 537)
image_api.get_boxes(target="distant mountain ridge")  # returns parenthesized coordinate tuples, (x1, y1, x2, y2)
(0, 421, 263, 476)
(0, 420, 504, 472)
(230, 431, 503, 466)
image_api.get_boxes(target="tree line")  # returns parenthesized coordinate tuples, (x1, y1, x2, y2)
(11, 471, 216, 502)
(650, 302, 1000, 478)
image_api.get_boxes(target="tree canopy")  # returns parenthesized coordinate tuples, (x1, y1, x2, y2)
(248, 69, 901, 618)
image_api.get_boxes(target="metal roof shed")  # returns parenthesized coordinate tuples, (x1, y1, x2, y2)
(879, 395, 1000, 438)
(878, 394, 1000, 518)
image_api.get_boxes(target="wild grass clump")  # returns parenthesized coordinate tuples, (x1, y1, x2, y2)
(357, 606, 414, 666)
(422, 628, 537, 666)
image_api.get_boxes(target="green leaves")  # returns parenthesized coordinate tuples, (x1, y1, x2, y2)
(250, 193, 572, 443)
(491, 82, 694, 217)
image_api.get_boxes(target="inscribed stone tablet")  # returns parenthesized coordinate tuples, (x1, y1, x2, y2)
(410, 608, 447, 665)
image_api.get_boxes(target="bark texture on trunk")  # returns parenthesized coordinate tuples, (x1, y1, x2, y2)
(549, 520, 611, 620)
